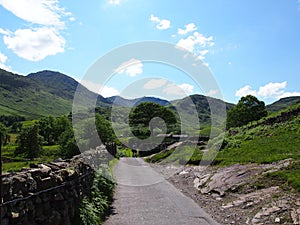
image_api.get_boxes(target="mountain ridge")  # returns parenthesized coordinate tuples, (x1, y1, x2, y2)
(0, 68, 299, 120)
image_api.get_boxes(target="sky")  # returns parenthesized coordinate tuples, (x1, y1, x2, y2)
(0, 0, 300, 104)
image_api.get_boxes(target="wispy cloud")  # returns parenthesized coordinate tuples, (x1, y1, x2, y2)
(178, 23, 197, 35)
(115, 58, 143, 77)
(0, 0, 70, 29)
(150, 14, 171, 30)
(235, 81, 300, 100)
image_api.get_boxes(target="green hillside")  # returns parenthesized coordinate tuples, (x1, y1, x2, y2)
(0, 69, 109, 119)
(266, 96, 300, 112)
(170, 94, 235, 128)
(0, 69, 72, 119)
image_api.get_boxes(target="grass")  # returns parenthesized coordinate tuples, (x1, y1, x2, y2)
(2, 144, 61, 172)
(215, 116, 300, 165)
(266, 162, 300, 192)
(147, 146, 204, 165)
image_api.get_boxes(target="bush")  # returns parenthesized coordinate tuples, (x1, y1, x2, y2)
(79, 167, 116, 225)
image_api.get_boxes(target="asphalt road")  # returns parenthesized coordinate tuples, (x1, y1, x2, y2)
(103, 158, 220, 225)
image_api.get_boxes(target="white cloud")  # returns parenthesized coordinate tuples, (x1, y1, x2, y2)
(115, 58, 143, 77)
(0, 28, 11, 35)
(176, 32, 214, 52)
(0, 0, 71, 29)
(3, 27, 66, 61)
(108, 0, 121, 5)
(196, 49, 209, 60)
(0, 51, 7, 64)
(101, 86, 120, 97)
(163, 83, 194, 96)
(257, 81, 286, 98)
(178, 23, 197, 35)
(235, 81, 300, 100)
(0, 0, 74, 61)
(278, 91, 300, 99)
(150, 14, 171, 30)
(207, 89, 219, 97)
(143, 79, 167, 90)
(178, 83, 194, 94)
(80, 80, 119, 97)
(235, 85, 257, 97)
(0, 51, 11, 71)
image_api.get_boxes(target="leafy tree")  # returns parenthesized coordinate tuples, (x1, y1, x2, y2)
(0, 122, 8, 145)
(58, 127, 80, 159)
(15, 125, 43, 159)
(226, 95, 267, 128)
(129, 102, 177, 137)
(11, 122, 22, 132)
(37, 116, 55, 145)
(37, 115, 72, 145)
(95, 114, 116, 144)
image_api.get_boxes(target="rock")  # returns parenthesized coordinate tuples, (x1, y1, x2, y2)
(11, 212, 19, 219)
(274, 217, 280, 223)
(179, 170, 188, 175)
(291, 208, 300, 225)
(199, 164, 261, 196)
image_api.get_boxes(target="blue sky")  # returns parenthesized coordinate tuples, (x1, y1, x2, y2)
(0, 0, 300, 104)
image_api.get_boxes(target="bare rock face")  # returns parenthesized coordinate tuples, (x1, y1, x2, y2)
(168, 158, 300, 225)
(198, 164, 262, 196)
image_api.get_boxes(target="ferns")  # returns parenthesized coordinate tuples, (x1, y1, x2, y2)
(79, 167, 116, 225)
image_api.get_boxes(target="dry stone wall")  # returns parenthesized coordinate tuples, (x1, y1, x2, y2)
(1, 147, 111, 225)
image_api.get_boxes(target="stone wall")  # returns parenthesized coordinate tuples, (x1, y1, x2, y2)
(1, 147, 111, 225)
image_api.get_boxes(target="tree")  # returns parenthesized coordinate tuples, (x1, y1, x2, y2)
(37, 116, 55, 145)
(0, 122, 8, 145)
(58, 127, 80, 159)
(226, 95, 267, 128)
(15, 125, 43, 159)
(129, 102, 177, 137)
(95, 114, 116, 144)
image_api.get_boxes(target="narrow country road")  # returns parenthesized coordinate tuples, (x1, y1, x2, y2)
(103, 158, 220, 225)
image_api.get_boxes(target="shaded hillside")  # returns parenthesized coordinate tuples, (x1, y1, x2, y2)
(107, 96, 170, 107)
(266, 96, 300, 112)
(0, 69, 71, 119)
(0, 69, 108, 119)
(28, 70, 80, 100)
(170, 94, 235, 126)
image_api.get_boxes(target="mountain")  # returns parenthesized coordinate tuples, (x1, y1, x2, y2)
(266, 96, 300, 112)
(0, 69, 108, 119)
(1, 68, 299, 122)
(170, 94, 235, 126)
(0, 69, 70, 118)
(107, 96, 170, 107)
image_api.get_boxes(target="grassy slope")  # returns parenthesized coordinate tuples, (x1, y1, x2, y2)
(147, 103, 300, 191)
(0, 69, 73, 119)
(266, 96, 300, 112)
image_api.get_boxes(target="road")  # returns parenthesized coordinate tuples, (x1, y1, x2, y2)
(103, 158, 220, 225)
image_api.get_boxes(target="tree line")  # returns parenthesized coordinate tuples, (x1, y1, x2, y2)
(0, 95, 269, 161)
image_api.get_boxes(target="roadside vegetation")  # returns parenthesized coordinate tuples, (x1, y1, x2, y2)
(146, 97, 300, 192)
(77, 167, 116, 225)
